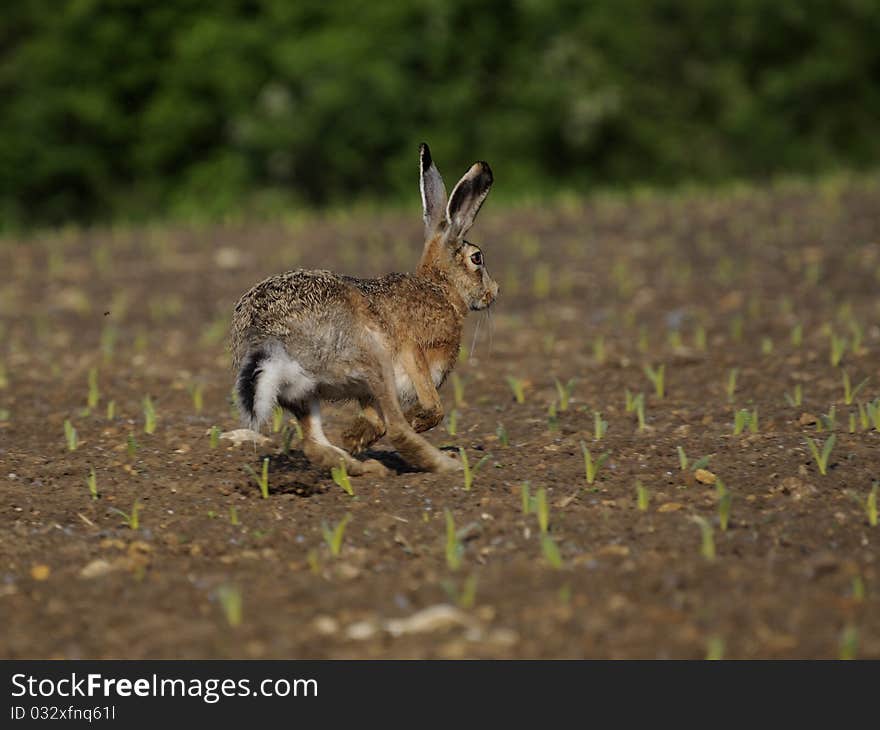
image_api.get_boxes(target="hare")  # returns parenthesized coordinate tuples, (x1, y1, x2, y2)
(230, 143, 497, 476)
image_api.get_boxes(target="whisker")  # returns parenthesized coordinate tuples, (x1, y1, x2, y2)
(470, 312, 482, 361)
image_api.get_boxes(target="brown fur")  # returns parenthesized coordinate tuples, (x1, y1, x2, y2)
(229, 143, 498, 474)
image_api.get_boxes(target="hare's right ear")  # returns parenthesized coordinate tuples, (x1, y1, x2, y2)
(420, 143, 447, 236)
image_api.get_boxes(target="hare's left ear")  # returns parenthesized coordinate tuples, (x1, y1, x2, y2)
(446, 161, 493, 240)
(420, 143, 447, 236)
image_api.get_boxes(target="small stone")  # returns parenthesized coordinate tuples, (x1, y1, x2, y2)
(30, 564, 51, 581)
(694, 468, 716, 485)
(798, 413, 817, 426)
(80, 559, 115, 579)
(658, 502, 684, 513)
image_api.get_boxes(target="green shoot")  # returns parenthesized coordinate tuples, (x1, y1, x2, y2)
(694, 324, 707, 351)
(635, 394, 646, 431)
(126, 433, 138, 459)
(637, 326, 649, 353)
(64, 419, 78, 451)
(547, 401, 558, 431)
(849, 412, 857, 433)
(190, 383, 204, 414)
(446, 408, 459, 436)
(331, 460, 354, 497)
(706, 637, 725, 660)
(322, 513, 352, 558)
(716, 479, 732, 531)
(593, 411, 608, 440)
(580, 442, 610, 485)
(535, 487, 549, 533)
(444, 508, 462, 570)
(229, 506, 239, 526)
(643, 364, 665, 399)
(106, 399, 116, 420)
(496, 422, 509, 447)
(852, 575, 865, 602)
(805, 434, 836, 475)
(636, 481, 650, 511)
(784, 384, 802, 407)
(245, 457, 270, 498)
(209, 425, 221, 448)
(459, 449, 490, 491)
(86, 468, 98, 500)
(733, 409, 750, 436)
(142, 396, 157, 434)
(593, 335, 606, 364)
(842, 371, 868, 405)
(691, 515, 715, 561)
(111, 500, 142, 530)
(760, 336, 773, 355)
(87, 368, 99, 409)
(730, 315, 743, 342)
(216, 585, 243, 628)
(505, 376, 526, 404)
(451, 373, 465, 408)
(830, 332, 847, 367)
(790, 323, 803, 347)
(554, 378, 576, 411)
(817, 405, 837, 432)
(749, 407, 759, 434)
(625, 389, 636, 412)
(677, 446, 688, 471)
(271, 405, 284, 433)
(867, 399, 880, 431)
(541, 535, 563, 569)
(839, 625, 858, 660)
(521, 482, 532, 515)
(726, 368, 738, 403)
(443, 574, 479, 609)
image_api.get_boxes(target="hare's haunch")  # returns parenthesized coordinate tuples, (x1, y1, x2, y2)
(230, 143, 498, 475)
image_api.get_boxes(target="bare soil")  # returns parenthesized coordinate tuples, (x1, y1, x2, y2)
(2, 178, 879, 658)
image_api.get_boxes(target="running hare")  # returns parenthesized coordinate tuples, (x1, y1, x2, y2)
(230, 143, 497, 476)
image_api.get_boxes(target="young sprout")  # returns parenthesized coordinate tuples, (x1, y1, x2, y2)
(451, 373, 465, 408)
(867, 399, 880, 432)
(87, 368, 100, 410)
(852, 574, 865, 602)
(533, 262, 551, 298)
(64, 419, 78, 451)
(817, 405, 836, 433)
(635, 394, 647, 431)
(625, 389, 637, 412)
(505, 376, 526, 404)
(229, 506, 239, 526)
(593, 335, 606, 364)
(245, 457, 270, 498)
(853, 482, 878, 527)
(761, 337, 773, 355)
(142, 396, 157, 434)
(790, 323, 803, 347)
(637, 326, 649, 354)
(126, 433, 138, 460)
(546, 401, 558, 431)
(805, 434, 836, 476)
(209, 425, 221, 448)
(643, 364, 665, 399)
(86, 468, 98, 500)
(496, 422, 509, 447)
(839, 625, 858, 660)
(331, 460, 355, 497)
(677, 446, 688, 471)
(106, 399, 116, 420)
(541, 535, 564, 570)
(216, 585, 243, 628)
(784, 384, 803, 407)
(716, 479, 732, 531)
(580, 442, 610, 485)
(849, 320, 865, 355)
(749, 407, 759, 434)
(535, 487, 549, 533)
(554, 378, 576, 411)
(322, 513, 352, 558)
(457, 344, 469, 364)
(691, 515, 715, 561)
(521, 482, 532, 515)
(842, 372, 869, 405)
(733, 409, 751, 436)
(444, 508, 462, 571)
(189, 383, 204, 414)
(636, 481, 650, 511)
(446, 408, 459, 436)
(705, 636, 725, 660)
(272, 404, 284, 433)
(458, 448, 490, 491)
(593, 411, 608, 440)
(726, 368, 738, 404)
(730, 315, 743, 342)
(443, 573, 479, 609)
(829, 332, 847, 367)
(0, 362, 7, 389)
(694, 324, 707, 351)
(111, 500, 142, 530)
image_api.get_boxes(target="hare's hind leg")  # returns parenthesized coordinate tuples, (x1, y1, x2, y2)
(299, 399, 389, 477)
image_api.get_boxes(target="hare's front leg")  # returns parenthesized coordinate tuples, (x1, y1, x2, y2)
(399, 346, 444, 433)
(341, 401, 386, 454)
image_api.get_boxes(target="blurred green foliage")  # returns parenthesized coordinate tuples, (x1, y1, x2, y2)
(2, 0, 880, 226)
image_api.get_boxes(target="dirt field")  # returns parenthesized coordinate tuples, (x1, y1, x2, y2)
(2, 177, 879, 659)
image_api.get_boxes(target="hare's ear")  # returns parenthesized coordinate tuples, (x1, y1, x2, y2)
(446, 161, 493, 239)
(420, 143, 447, 235)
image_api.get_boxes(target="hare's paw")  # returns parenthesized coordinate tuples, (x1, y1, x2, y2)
(342, 416, 386, 454)
(360, 458, 391, 477)
(429, 452, 463, 473)
(408, 407, 443, 433)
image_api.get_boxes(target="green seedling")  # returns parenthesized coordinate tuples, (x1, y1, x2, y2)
(64, 419, 78, 451)
(451, 373, 465, 408)
(866, 399, 880, 432)
(692, 515, 715, 561)
(496, 422, 509, 447)
(216, 585, 243, 628)
(635, 394, 647, 431)
(694, 325, 707, 351)
(86, 468, 98, 500)
(106, 399, 116, 420)
(805, 434, 836, 475)
(331, 460, 354, 497)
(839, 625, 858, 660)
(726, 368, 738, 403)
(749, 407, 759, 434)
(842, 372, 869, 405)
(446, 408, 459, 436)
(245, 457, 270, 498)
(849, 412, 857, 433)
(458, 344, 469, 364)
(733, 409, 751, 435)
(706, 637, 725, 661)
(209, 425, 221, 448)
(852, 575, 865, 603)
(817, 405, 837, 432)
(554, 378, 576, 411)
(443, 574, 478, 609)
(849, 320, 865, 355)
(111, 500, 142, 530)
(189, 383, 204, 414)
(229, 506, 239, 526)
(459, 449, 490, 491)
(126, 433, 138, 460)
(505, 376, 526, 404)
(0, 362, 7, 389)
(142, 396, 157, 434)
(521, 482, 532, 515)
(593, 335, 606, 364)
(830, 332, 847, 367)
(533, 263, 551, 298)
(625, 389, 637, 412)
(668, 330, 683, 349)
(543, 333, 556, 355)
(444, 508, 463, 571)
(87, 368, 99, 409)
(784, 384, 802, 407)
(546, 401, 559, 431)
(540, 534, 563, 570)
(790, 323, 803, 347)
(535, 487, 549, 533)
(272, 405, 284, 433)
(322, 513, 352, 558)
(580, 442, 610, 485)
(593, 411, 608, 440)
(851, 482, 878, 527)
(716, 479, 732, 531)
(637, 326, 649, 353)
(643, 364, 665, 399)
(100, 325, 117, 362)
(677, 446, 688, 471)
(636, 481, 650, 511)
(730, 315, 743, 342)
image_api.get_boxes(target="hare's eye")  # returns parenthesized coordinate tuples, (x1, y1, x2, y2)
(470, 251, 483, 267)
